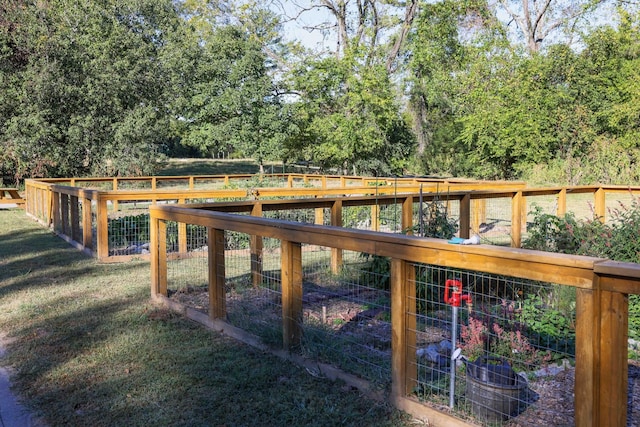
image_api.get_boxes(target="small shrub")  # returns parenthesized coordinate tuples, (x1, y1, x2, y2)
(410, 198, 458, 239)
(460, 315, 552, 372)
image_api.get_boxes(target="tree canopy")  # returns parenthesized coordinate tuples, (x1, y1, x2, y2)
(1, 0, 639, 184)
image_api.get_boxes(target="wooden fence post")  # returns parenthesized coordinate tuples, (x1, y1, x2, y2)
(459, 194, 471, 239)
(471, 199, 486, 234)
(112, 178, 119, 212)
(52, 190, 60, 233)
(331, 200, 343, 274)
(251, 202, 264, 288)
(61, 193, 70, 236)
(70, 195, 80, 243)
(208, 227, 226, 319)
(511, 191, 523, 248)
(281, 240, 303, 350)
(314, 208, 324, 225)
(46, 186, 53, 226)
(82, 196, 93, 251)
(391, 258, 417, 397)
(371, 204, 380, 231)
(178, 198, 187, 254)
(595, 187, 606, 222)
(402, 196, 413, 235)
(575, 279, 628, 427)
(96, 197, 109, 261)
(557, 188, 567, 217)
(150, 216, 167, 296)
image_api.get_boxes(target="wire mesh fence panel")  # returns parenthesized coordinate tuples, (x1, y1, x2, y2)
(474, 197, 513, 246)
(379, 203, 403, 233)
(409, 264, 576, 425)
(604, 191, 639, 223)
(226, 234, 283, 346)
(155, 178, 191, 189)
(343, 205, 374, 230)
(526, 194, 560, 218)
(299, 249, 392, 387)
(192, 177, 229, 190)
(264, 208, 317, 224)
(565, 193, 597, 220)
(116, 179, 153, 190)
(74, 180, 113, 190)
(107, 207, 151, 256)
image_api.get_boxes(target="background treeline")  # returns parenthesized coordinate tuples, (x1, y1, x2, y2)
(1, 0, 639, 185)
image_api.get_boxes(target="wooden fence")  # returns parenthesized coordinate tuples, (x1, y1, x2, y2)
(24, 175, 526, 261)
(27, 176, 640, 262)
(148, 202, 639, 426)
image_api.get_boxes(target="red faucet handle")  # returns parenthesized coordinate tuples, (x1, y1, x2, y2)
(445, 279, 463, 306)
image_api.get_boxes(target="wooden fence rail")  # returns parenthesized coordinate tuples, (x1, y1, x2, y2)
(148, 203, 639, 426)
(25, 175, 525, 261)
(25, 175, 640, 262)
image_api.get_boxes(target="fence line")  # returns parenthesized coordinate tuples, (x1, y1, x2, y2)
(148, 203, 638, 426)
(26, 175, 640, 263)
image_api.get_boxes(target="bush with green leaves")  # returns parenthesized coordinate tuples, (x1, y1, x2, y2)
(524, 198, 640, 344)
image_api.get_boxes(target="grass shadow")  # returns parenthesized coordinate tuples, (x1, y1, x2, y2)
(0, 210, 413, 426)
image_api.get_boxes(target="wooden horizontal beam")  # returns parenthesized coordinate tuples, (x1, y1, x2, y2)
(150, 205, 600, 288)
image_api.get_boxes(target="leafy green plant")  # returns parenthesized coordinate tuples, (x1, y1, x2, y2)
(410, 198, 458, 239)
(524, 197, 640, 344)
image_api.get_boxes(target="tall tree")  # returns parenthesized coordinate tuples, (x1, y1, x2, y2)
(0, 0, 181, 181)
(288, 54, 415, 175)
(492, 0, 606, 53)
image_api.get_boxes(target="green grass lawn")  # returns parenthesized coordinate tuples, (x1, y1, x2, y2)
(157, 158, 297, 176)
(0, 208, 413, 426)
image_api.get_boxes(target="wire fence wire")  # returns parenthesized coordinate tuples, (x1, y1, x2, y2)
(408, 264, 576, 423)
(161, 216, 585, 425)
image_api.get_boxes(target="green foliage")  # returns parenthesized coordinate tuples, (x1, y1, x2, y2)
(522, 206, 584, 254)
(288, 55, 415, 176)
(519, 293, 576, 355)
(405, 5, 640, 183)
(172, 23, 292, 168)
(0, 0, 180, 181)
(524, 198, 640, 342)
(410, 198, 458, 239)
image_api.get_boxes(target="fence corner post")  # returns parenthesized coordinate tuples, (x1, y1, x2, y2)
(150, 211, 167, 297)
(575, 274, 628, 427)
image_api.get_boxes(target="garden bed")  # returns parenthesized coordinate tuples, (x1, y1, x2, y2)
(168, 284, 640, 426)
